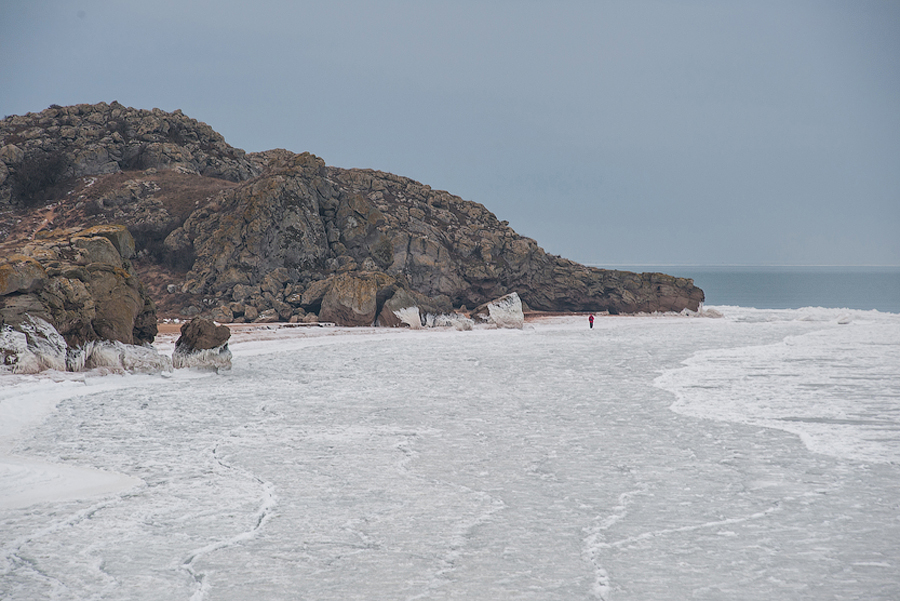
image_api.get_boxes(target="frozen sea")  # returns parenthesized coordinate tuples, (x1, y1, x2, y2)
(2, 306, 900, 600)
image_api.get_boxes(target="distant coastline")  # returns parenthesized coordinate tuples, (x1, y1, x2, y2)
(594, 265, 900, 313)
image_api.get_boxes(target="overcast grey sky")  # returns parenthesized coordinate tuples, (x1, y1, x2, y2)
(2, 1, 899, 266)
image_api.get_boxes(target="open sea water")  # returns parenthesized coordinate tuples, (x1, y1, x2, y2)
(1, 268, 899, 600)
(612, 265, 900, 313)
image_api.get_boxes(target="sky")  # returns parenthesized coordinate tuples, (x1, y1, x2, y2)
(2, 1, 899, 266)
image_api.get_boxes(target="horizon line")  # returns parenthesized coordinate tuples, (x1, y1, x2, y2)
(584, 263, 900, 268)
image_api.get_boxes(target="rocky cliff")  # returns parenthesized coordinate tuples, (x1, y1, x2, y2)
(0, 224, 157, 348)
(1, 103, 704, 325)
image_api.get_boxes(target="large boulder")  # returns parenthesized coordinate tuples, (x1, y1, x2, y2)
(304, 271, 397, 327)
(174, 317, 231, 350)
(472, 292, 525, 329)
(172, 317, 232, 371)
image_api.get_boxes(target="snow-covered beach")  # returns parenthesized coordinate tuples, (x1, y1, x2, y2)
(2, 307, 899, 600)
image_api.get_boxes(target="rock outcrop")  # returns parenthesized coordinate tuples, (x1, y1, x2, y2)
(0, 224, 157, 347)
(176, 156, 704, 321)
(0, 101, 257, 207)
(0, 224, 173, 374)
(1, 103, 705, 327)
(172, 317, 232, 371)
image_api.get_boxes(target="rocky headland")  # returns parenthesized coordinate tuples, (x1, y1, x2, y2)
(1, 101, 704, 362)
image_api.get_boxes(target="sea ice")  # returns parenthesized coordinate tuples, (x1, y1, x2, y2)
(1, 308, 898, 600)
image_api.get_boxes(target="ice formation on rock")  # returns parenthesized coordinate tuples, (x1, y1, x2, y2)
(67, 340, 173, 374)
(392, 306, 424, 329)
(430, 313, 475, 331)
(481, 292, 524, 329)
(172, 344, 233, 372)
(1, 315, 171, 375)
(0, 316, 67, 373)
(392, 306, 474, 331)
(680, 305, 724, 318)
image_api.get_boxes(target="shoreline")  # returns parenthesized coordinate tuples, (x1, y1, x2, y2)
(155, 311, 595, 335)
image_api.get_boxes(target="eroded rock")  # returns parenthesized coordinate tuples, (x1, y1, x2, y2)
(0, 225, 157, 348)
(172, 317, 232, 371)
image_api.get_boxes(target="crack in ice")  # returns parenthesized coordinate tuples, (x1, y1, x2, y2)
(182, 443, 277, 601)
(600, 503, 782, 551)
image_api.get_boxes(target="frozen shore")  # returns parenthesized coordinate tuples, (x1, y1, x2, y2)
(0, 377, 146, 510)
(0, 318, 513, 511)
(2, 307, 899, 600)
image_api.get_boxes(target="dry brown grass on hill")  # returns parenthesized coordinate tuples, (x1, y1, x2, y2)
(1, 169, 239, 246)
(1, 168, 242, 319)
(61, 169, 238, 226)
(132, 257, 205, 319)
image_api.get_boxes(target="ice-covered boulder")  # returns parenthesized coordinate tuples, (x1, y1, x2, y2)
(377, 287, 451, 327)
(392, 306, 424, 329)
(471, 292, 524, 329)
(0, 315, 67, 373)
(66, 340, 172, 374)
(429, 313, 474, 331)
(172, 317, 232, 371)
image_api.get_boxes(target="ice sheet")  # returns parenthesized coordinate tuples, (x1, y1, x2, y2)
(658, 307, 900, 463)
(2, 311, 899, 600)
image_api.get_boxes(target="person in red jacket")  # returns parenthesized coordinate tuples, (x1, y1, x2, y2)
(589, 313, 594, 329)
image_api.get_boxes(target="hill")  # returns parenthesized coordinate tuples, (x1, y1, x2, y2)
(1, 102, 703, 326)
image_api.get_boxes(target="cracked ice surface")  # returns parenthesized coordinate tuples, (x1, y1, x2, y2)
(1, 309, 899, 600)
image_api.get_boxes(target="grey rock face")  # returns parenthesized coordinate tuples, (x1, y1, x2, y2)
(174, 159, 703, 319)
